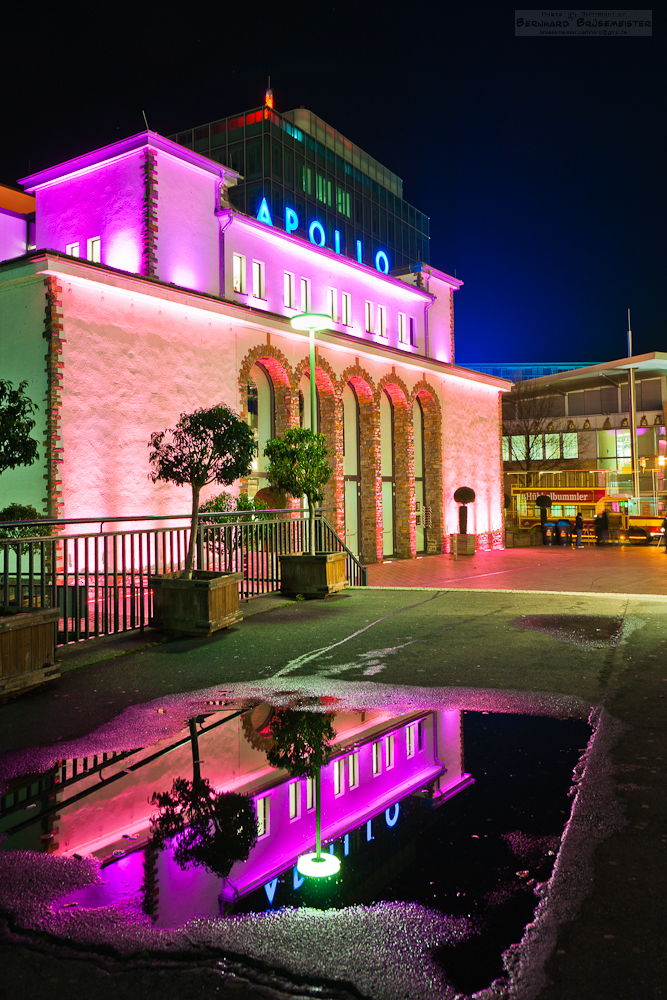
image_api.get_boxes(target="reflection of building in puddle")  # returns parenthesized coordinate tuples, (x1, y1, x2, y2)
(10, 707, 471, 922)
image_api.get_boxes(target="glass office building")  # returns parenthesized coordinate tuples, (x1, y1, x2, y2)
(169, 105, 430, 270)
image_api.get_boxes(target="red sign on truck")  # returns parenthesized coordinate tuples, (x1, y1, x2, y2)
(515, 490, 606, 504)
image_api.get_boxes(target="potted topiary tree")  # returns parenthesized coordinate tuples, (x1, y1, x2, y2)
(263, 427, 347, 597)
(452, 486, 477, 555)
(0, 381, 61, 696)
(148, 404, 256, 635)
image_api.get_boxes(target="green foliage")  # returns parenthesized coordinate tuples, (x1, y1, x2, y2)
(149, 405, 256, 493)
(265, 707, 336, 779)
(148, 404, 256, 577)
(199, 491, 270, 524)
(0, 380, 38, 476)
(263, 428, 331, 510)
(149, 777, 258, 879)
(0, 503, 51, 540)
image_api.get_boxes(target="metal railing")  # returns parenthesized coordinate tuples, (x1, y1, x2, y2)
(0, 509, 366, 647)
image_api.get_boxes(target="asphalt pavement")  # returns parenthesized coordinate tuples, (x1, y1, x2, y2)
(0, 546, 665, 1000)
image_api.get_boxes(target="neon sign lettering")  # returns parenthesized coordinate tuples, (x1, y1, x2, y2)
(308, 220, 326, 247)
(256, 197, 273, 226)
(256, 202, 390, 273)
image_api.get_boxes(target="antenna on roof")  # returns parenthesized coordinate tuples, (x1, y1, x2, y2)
(265, 77, 274, 109)
(142, 110, 149, 131)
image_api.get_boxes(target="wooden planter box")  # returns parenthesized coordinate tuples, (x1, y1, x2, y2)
(450, 533, 477, 556)
(0, 606, 61, 696)
(149, 570, 242, 637)
(279, 552, 349, 598)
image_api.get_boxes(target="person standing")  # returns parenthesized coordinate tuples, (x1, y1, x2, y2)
(575, 511, 584, 548)
(662, 513, 667, 552)
(594, 513, 603, 546)
(600, 508, 609, 545)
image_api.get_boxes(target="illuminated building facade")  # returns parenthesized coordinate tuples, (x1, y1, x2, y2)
(0, 126, 507, 560)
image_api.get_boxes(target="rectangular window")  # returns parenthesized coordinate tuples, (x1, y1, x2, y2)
(409, 317, 416, 346)
(256, 796, 270, 837)
(502, 436, 510, 461)
(406, 724, 415, 758)
(317, 173, 326, 203)
(307, 167, 312, 196)
(341, 292, 351, 326)
(306, 776, 315, 811)
(327, 179, 332, 207)
(87, 237, 101, 263)
(365, 301, 373, 333)
(385, 733, 395, 769)
(288, 781, 300, 820)
(334, 758, 345, 795)
(529, 435, 543, 460)
(372, 741, 382, 775)
(284, 271, 295, 308)
(66, 242, 80, 257)
(233, 253, 246, 293)
(377, 305, 387, 338)
(417, 718, 425, 751)
(348, 752, 359, 789)
(327, 287, 337, 322)
(398, 312, 407, 343)
(562, 432, 578, 459)
(252, 260, 265, 299)
(545, 433, 560, 460)
(336, 185, 350, 215)
(300, 277, 310, 312)
(511, 436, 526, 461)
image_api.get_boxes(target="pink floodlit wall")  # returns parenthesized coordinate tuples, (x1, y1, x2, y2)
(156, 153, 221, 295)
(31, 152, 145, 274)
(222, 213, 432, 356)
(0, 208, 27, 262)
(55, 276, 240, 520)
(440, 373, 504, 549)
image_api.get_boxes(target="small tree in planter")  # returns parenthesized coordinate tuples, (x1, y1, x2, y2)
(454, 486, 476, 534)
(452, 486, 476, 556)
(263, 427, 331, 557)
(149, 405, 256, 580)
(263, 429, 347, 597)
(148, 405, 256, 635)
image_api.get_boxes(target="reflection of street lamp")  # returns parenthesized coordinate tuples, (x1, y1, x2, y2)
(296, 765, 341, 878)
(290, 314, 330, 432)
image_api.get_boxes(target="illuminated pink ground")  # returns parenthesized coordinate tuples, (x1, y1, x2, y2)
(366, 540, 667, 595)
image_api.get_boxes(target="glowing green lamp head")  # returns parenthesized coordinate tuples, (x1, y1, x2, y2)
(290, 313, 331, 333)
(296, 851, 341, 878)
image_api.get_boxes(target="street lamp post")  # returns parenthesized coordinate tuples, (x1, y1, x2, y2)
(289, 313, 330, 433)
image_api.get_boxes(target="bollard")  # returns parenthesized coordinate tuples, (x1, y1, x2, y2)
(451, 533, 458, 562)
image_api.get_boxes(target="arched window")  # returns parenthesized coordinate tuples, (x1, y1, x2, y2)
(246, 363, 274, 497)
(343, 383, 360, 555)
(413, 397, 425, 552)
(380, 390, 395, 557)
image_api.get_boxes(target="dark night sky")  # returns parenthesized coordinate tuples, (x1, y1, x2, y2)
(1, 2, 664, 363)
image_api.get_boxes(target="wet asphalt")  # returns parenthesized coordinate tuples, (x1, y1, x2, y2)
(1, 561, 666, 1000)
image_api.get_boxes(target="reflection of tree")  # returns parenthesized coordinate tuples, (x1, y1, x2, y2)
(249, 703, 336, 865)
(149, 719, 258, 879)
(264, 707, 335, 777)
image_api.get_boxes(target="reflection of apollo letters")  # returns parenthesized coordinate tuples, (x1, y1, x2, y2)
(46, 707, 471, 921)
(255, 196, 391, 274)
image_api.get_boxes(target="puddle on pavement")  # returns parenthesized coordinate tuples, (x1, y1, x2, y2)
(0, 692, 591, 999)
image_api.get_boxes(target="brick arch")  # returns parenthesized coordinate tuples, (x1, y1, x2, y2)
(412, 385, 444, 554)
(238, 343, 294, 437)
(340, 370, 381, 564)
(294, 354, 343, 535)
(375, 374, 413, 559)
(338, 363, 376, 397)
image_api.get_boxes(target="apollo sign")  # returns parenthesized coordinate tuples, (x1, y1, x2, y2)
(256, 197, 390, 274)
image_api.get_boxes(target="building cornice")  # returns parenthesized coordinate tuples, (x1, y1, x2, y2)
(0, 251, 510, 390)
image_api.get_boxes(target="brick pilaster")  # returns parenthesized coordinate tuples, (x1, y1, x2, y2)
(42, 277, 65, 519)
(141, 150, 158, 278)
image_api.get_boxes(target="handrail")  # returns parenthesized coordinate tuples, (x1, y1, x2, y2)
(0, 508, 314, 530)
